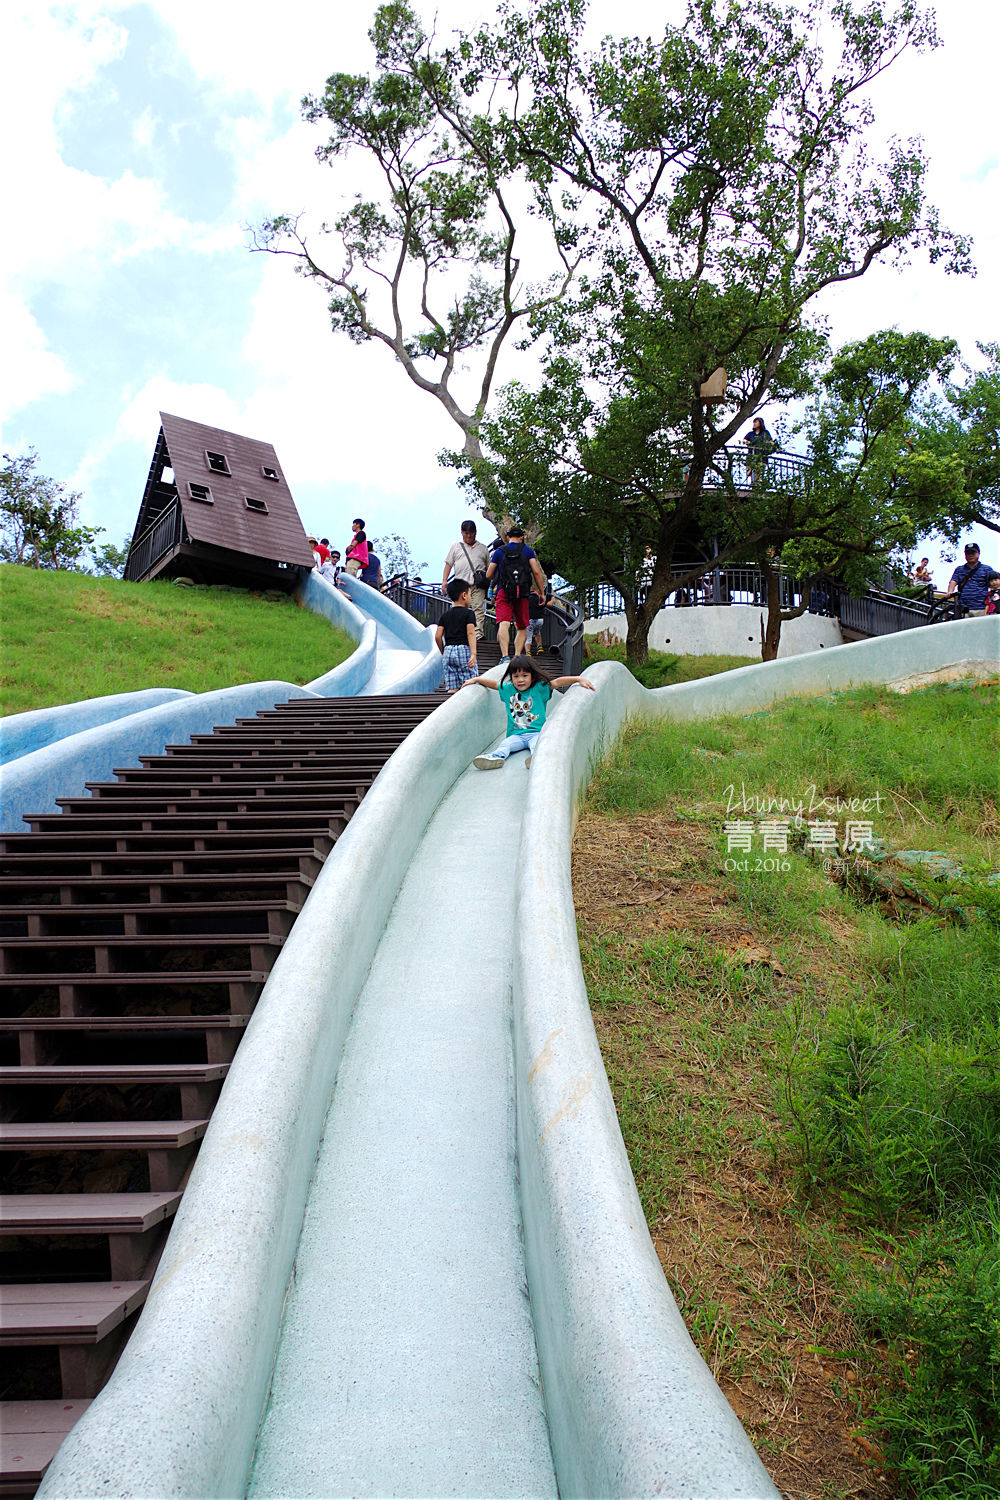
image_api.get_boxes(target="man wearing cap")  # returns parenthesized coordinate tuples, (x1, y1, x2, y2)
(441, 521, 490, 639)
(946, 543, 999, 616)
(486, 525, 548, 660)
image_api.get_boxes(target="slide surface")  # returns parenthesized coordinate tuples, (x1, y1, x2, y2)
(247, 754, 556, 1497)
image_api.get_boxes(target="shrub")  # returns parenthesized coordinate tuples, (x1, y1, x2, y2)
(854, 1207, 1000, 1496)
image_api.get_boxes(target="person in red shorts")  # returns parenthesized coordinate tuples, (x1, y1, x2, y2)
(485, 525, 548, 661)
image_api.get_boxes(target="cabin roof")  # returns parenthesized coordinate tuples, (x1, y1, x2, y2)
(157, 412, 316, 570)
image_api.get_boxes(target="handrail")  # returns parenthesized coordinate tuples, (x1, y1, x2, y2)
(703, 444, 814, 494)
(123, 498, 183, 582)
(387, 583, 585, 674)
(547, 594, 585, 675)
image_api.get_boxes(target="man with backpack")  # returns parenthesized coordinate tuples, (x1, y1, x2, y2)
(486, 525, 548, 661)
(946, 542, 998, 616)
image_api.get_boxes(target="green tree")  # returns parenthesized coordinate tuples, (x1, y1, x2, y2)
(372, 531, 428, 579)
(453, 0, 970, 660)
(742, 330, 965, 656)
(901, 341, 1000, 546)
(90, 534, 132, 579)
(0, 450, 100, 572)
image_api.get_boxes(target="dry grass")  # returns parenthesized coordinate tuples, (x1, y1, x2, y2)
(573, 811, 896, 1500)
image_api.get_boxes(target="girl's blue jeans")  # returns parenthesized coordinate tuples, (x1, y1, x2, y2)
(493, 731, 540, 760)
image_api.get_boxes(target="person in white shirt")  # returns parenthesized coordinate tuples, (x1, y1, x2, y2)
(441, 520, 490, 639)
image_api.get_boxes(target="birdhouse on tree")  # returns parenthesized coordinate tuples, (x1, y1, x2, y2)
(699, 367, 728, 403)
(124, 413, 316, 589)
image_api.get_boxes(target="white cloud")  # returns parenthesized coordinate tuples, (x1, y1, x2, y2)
(0, 293, 76, 427)
(237, 256, 459, 492)
(115, 379, 245, 444)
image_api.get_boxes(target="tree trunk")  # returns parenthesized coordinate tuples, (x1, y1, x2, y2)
(461, 429, 516, 538)
(761, 563, 782, 661)
(623, 598, 652, 665)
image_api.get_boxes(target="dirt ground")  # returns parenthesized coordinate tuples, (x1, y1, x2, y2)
(573, 811, 897, 1500)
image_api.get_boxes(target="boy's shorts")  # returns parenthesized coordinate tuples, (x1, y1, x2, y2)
(494, 589, 530, 630)
(442, 643, 474, 690)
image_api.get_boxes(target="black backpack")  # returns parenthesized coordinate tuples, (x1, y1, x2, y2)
(499, 544, 532, 601)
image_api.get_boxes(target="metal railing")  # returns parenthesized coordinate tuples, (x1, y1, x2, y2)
(387, 583, 585, 676)
(124, 499, 184, 582)
(576, 568, 810, 620)
(703, 445, 815, 494)
(835, 587, 936, 636)
(578, 572, 944, 639)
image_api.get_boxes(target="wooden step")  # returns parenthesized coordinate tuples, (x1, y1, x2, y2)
(0, 1063, 227, 1088)
(0, 1399, 92, 1494)
(0, 875, 313, 909)
(24, 811, 351, 837)
(0, 850, 326, 878)
(74, 785, 366, 806)
(4, 901, 296, 940)
(0, 1120, 209, 1190)
(0, 1281, 149, 1345)
(0, 1063, 227, 1120)
(0, 1193, 178, 1281)
(0, 1120, 208, 1152)
(1, 829, 339, 855)
(101, 768, 370, 787)
(0, 1017, 248, 1066)
(0, 932, 281, 971)
(0, 973, 264, 1018)
(0, 1192, 181, 1236)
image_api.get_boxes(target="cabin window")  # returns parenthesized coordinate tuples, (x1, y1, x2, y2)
(205, 450, 230, 475)
(245, 495, 269, 514)
(261, 465, 279, 481)
(189, 482, 214, 503)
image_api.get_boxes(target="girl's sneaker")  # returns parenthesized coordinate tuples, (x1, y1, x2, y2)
(524, 754, 532, 769)
(473, 754, 505, 770)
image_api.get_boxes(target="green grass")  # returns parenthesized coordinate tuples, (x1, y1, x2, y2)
(577, 678, 999, 1495)
(0, 566, 356, 715)
(586, 679, 997, 866)
(582, 635, 752, 687)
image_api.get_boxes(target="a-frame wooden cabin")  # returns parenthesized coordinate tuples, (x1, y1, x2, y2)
(124, 413, 316, 589)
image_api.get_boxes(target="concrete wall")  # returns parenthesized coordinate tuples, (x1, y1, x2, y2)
(0, 689, 193, 767)
(585, 602, 844, 657)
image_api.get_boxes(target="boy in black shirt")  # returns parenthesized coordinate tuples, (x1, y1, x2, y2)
(435, 579, 478, 690)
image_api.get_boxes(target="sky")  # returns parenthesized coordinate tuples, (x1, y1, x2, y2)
(2, 0, 997, 588)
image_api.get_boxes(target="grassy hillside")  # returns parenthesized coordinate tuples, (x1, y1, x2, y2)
(576, 678, 999, 1498)
(0, 567, 356, 716)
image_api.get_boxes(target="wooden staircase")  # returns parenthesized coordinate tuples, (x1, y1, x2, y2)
(0, 693, 441, 1494)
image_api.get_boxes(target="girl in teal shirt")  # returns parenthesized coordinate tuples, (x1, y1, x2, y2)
(464, 654, 594, 769)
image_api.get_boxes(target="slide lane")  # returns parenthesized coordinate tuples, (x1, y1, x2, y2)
(247, 754, 555, 1498)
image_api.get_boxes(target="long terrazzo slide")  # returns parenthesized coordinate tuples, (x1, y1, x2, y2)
(37, 617, 998, 1498)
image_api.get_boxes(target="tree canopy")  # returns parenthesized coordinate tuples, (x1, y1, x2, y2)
(0, 451, 98, 572)
(255, 0, 581, 514)
(0, 451, 131, 578)
(262, 0, 972, 660)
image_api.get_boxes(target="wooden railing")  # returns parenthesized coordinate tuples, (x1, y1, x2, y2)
(124, 500, 184, 582)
